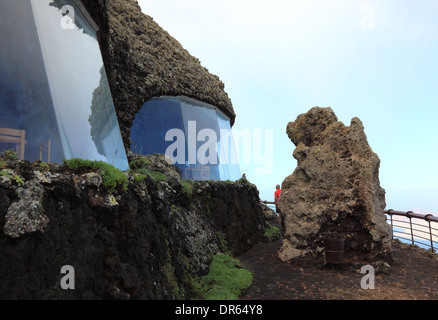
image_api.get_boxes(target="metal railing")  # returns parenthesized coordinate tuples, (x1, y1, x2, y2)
(260, 200, 276, 212)
(385, 209, 438, 252)
(260, 200, 438, 252)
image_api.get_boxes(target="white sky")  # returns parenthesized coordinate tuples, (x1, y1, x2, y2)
(138, 0, 438, 213)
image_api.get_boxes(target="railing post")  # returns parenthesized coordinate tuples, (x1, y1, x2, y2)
(387, 209, 394, 240)
(407, 211, 415, 245)
(425, 214, 434, 251)
(391, 215, 394, 239)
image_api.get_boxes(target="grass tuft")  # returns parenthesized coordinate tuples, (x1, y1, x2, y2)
(64, 158, 128, 193)
(191, 253, 252, 300)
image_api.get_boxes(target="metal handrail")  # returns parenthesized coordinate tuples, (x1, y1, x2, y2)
(260, 200, 276, 212)
(260, 200, 275, 209)
(385, 209, 438, 252)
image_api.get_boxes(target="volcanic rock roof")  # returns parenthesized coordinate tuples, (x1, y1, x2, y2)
(82, 0, 235, 147)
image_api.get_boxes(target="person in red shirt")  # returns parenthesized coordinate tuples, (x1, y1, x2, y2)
(274, 184, 282, 216)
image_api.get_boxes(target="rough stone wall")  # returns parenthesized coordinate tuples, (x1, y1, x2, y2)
(80, 0, 236, 149)
(0, 156, 265, 299)
(277, 107, 392, 269)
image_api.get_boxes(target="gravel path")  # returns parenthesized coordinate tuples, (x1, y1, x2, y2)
(238, 221, 438, 300)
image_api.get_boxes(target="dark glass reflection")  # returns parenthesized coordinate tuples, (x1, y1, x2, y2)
(217, 111, 241, 180)
(0, 0, 63, 162)
(130, 97, 241, 181)
(180, 100, 221, 180)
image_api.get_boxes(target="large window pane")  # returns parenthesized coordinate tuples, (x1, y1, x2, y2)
(217, 111, 241, 181)
(130, 96, 241, 181)
(30, 0, 129, 170)
(181, 100, 220, 181)
(0, 0, 129, 170)
(130, 98, 191, 176)
(0, 0, 63, 162)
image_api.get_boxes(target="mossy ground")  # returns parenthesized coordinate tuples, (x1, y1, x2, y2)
(191, 253, 253, 300)
(64, 158, 128, 193)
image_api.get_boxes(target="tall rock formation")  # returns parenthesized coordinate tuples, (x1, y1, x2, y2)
(277, 107, 392, 269)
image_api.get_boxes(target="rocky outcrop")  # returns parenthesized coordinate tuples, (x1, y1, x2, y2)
(3, 181, 49, 239)
(277, 107, 392, 269)
(261, 204, 277, 221)
(80, 0, 235, 148)
(0, 156, 266, 299)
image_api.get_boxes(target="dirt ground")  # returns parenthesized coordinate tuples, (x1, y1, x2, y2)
(238, 221, 438, 300)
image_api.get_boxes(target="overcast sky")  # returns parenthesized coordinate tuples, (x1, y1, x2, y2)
(138, 0, 438, 213)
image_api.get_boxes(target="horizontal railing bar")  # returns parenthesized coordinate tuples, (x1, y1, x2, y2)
(391, 221, 411, 226)
(413, 241, 432, 249)
(409, 234, 433, 242)
(260, 200, 275, 205)
(392, 225, 411, 230)
(385, 209, 438, 223)
(392, 229, 437, 239)
(392, 235, 434, 249)
(410, 220, 434, 226)
(393, 231, 412, 237)
(414, 239, 437, 246)
(410, 226, 433, 233)
(394, 235, 415, 242)
(392, 229, 438, 242)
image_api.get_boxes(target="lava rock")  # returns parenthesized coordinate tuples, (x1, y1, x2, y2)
(278, 107, 392, 268)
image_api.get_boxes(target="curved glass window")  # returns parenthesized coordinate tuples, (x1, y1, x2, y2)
(0, 0, 129, 171)
(131, 96, 241, 181)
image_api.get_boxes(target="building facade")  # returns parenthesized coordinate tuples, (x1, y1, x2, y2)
(1, 0, 241, 180)
(0, 0, 129, 170)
